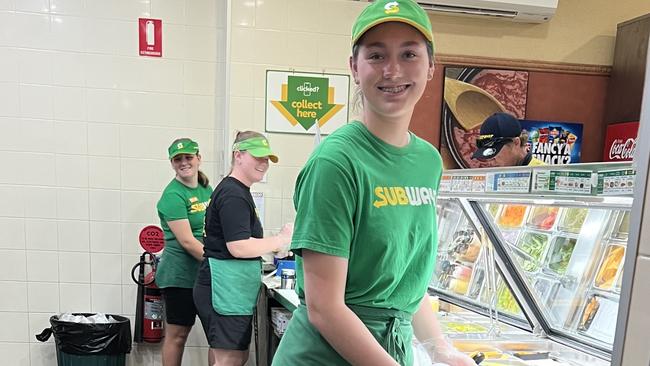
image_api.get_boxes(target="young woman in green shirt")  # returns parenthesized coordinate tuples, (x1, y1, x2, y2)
(156, 138, 213, 366)
(273, 1, 476, 365)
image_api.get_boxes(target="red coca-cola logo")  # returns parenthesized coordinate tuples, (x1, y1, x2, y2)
(603, 122, 639, 162)
(608, 138, 636, 161)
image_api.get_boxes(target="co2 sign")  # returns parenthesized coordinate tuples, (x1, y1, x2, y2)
(139, 225, 165, 253)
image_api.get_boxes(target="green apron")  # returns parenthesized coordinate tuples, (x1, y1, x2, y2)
(208, 258, 261, 315)
(272, 302, 414, 366)
(155, 238, 200, 288)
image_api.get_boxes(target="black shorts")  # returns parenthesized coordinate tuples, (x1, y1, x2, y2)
(193, 260, 254, 350)
(161, 287, 197, 326)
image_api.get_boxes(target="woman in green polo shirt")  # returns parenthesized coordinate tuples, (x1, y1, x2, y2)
(156, 138, 213, 366)
(273, 1, 476, 365)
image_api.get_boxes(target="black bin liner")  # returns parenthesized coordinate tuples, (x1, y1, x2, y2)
(36, 313, 132, 355)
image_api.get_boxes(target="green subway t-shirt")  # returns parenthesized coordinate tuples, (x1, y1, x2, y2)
(291, 121, 442, 314)
(156, 178, 212, 288)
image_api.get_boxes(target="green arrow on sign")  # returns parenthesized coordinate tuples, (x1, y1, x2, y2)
(271, 75, 344, 130)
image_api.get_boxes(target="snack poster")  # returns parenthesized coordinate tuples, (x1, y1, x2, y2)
(520, 120, 583, 165)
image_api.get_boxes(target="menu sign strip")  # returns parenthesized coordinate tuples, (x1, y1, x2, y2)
(533, 170, 550, 192)
(486, 172, 531, 193)
(451, 175, 471, 193)
(533, 170, 594, 194)
(597, 169, 636, 195)
(439, 175, 452, 193)
(445, 174, 487, 193)
(470, 175, 486, 193)
(550, 171, 593, 194)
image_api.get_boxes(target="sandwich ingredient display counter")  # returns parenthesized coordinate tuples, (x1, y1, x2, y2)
(430, 162, 635, 366)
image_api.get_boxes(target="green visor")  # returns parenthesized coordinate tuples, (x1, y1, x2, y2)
(233, 136, 279, 163)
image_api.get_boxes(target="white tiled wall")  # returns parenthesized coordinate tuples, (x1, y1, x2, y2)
(0, 0, 224, 364)
(228, 0, 364, 238)
(6, 0, 650, 365)
(0, 3, 358, 364)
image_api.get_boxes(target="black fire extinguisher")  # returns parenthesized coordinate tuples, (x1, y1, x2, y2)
(132, 252, 164, 343)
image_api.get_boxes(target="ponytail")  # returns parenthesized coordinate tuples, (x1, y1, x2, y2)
(198, 170, 209, 187)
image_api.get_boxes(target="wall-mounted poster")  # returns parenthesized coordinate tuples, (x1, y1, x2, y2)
(520, 120, 583, 164)
(440, 66, 529, 169)
(265, 70, 350, 135)
(602, 121, 638, 162)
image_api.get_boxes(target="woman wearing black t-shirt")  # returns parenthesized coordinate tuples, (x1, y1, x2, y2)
(194, 130, 292, 366)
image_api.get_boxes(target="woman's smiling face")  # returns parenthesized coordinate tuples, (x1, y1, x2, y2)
(171, 153, 201, 180)
(235, 151, 269, 184)
(350, 22, 434, 120)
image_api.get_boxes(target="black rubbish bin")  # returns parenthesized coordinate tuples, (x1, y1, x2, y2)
(36, 313, 132, 366)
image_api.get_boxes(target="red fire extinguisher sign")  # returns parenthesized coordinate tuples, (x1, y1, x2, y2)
(139, 18, 162, 57)
(139, 225, 164, 253)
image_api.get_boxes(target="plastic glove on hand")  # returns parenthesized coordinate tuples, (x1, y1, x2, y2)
(279, 223, 293, 244)
(438, 348, 481, 366)
(274, 250, 292, 259)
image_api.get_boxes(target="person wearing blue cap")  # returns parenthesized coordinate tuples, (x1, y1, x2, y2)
(273, 1, 476, 365)
(472, 112, 546, 166)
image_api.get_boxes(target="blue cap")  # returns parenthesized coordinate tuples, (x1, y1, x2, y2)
(472, 113, 522, 160)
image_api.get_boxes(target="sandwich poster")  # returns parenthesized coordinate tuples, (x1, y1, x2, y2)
(440, 66, 529, 169)
(520, 120, 583, 164)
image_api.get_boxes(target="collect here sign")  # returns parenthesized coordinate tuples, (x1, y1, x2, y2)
(265, 70, 349, 135)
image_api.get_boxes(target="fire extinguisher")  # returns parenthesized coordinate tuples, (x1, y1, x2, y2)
(132, 251, 164, 343)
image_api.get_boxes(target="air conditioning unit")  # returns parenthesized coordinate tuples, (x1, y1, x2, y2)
(356, 0, 558, 23)
(420, 0, 557, 23)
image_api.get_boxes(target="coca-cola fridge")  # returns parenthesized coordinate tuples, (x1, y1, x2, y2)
(603, 122, 638, 162)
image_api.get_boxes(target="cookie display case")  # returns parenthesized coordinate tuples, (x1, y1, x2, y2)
(430, 163, 635, 365)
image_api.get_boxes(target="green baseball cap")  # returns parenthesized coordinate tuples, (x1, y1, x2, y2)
(168, 138, 199, 159)
(351, 0, 434, 47)
(233, 136, 279, 163)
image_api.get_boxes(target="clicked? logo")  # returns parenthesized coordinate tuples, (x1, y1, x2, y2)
(297, 82, 320, 96)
